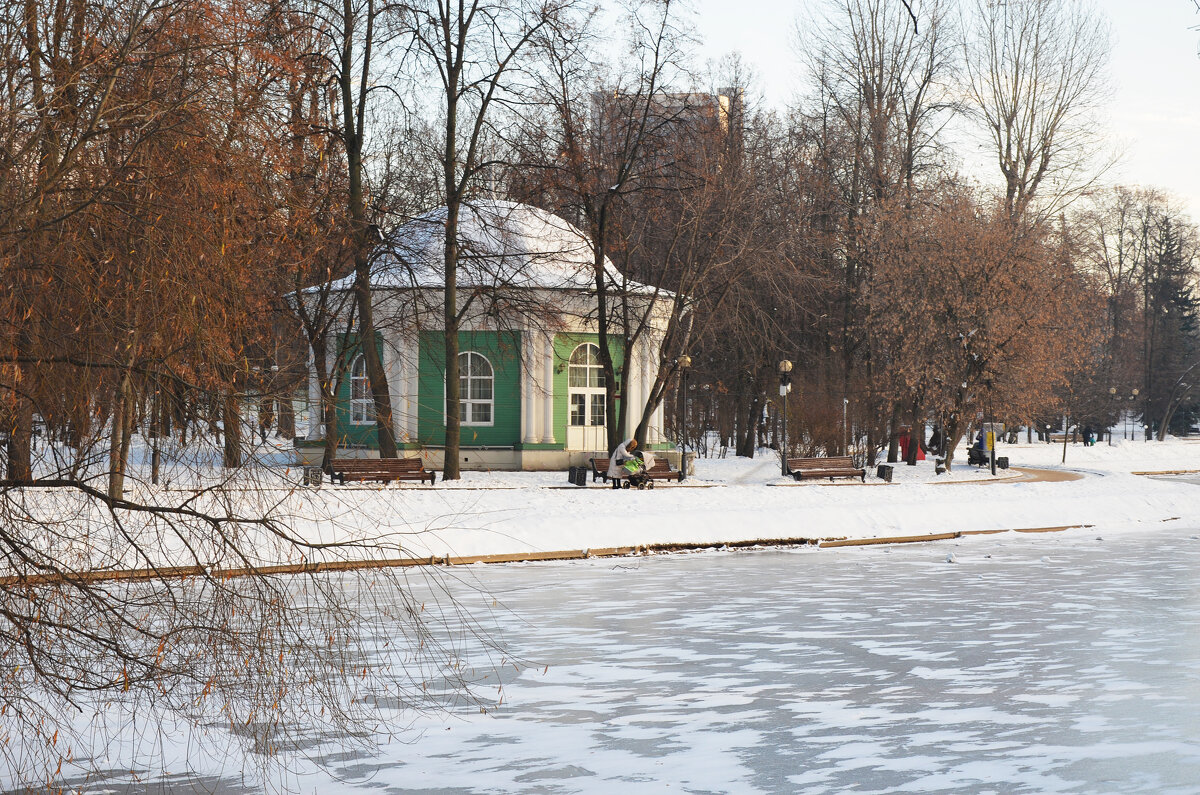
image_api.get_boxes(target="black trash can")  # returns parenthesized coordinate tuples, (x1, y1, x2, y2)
(568, 466, 579, 484)
(876, 464, 893, 482)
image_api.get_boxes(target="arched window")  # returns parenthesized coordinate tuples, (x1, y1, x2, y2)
(350, 354, 374, 425)
(568, 343, 606, 427)
(459, 351, 494, 426)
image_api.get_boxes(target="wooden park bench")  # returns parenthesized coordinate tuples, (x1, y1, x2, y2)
(589, 456, 684, 484)
(330, 457, 437, 485)
(787, 456, 866, 483)
(645, 459, 684, 482)
(589, 457, 611, 483)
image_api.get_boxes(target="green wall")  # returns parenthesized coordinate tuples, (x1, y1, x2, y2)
(551, 334, 624, 447)
(332, 330, 634, 451)
(333, 333, 382, 448)
(417, 330, 521, 447)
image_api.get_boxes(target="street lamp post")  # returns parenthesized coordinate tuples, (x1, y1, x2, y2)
(677, 355, 691, 478)
(779, 360, 793, 477)
(1108, 387, 1117, 445)
(985, 378, 995, 476)
(842, 397, 849, 456)
(1129, 388, 1139, 440)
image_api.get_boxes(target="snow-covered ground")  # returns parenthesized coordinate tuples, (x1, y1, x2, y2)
(25, 437, 1200, 574)
(261, 437, 1200, 564)
(67, 524, 1200, 794)
(18, 439, 1200, 792)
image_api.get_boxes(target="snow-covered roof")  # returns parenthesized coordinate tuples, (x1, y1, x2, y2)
(329, 200, 640, 293)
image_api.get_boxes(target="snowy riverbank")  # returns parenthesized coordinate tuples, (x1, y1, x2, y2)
(331, 438, 1200, 561)
(14, 438, 1200, 575)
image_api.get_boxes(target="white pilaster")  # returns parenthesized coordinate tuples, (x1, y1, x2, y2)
(652, 393, 665, 444)
(523, 331, 537, 444)
(640, 342, 651, 433)
(625, 344, 640, 439)
(306, 346, 323, 439)
(382, 333, 403, 444)
(406, 338, 420, 440)
(541, 335, 556, 444)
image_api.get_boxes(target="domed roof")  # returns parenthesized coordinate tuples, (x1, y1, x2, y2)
(333, 199, 638, 292)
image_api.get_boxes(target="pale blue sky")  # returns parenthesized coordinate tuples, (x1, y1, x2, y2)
(690, 0, 1200, 216)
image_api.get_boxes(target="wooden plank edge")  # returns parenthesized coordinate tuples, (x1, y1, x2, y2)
(820, 532, 960, 548)
(0, 524, 1105, 586)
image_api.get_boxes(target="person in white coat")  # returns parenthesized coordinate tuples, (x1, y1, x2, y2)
(607, 438, 638, 485)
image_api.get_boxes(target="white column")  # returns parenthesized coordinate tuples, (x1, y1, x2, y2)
(522, 332, 537, 444)
(541, 335, 556, 444)
(640, 343, 651, 433)
(406, 342, 420, 440)
(652, 393, 665, 444)
(382, 334, 403, 445)
(396, 342, 412, 443)
(306, 346, 323, 439)
(625, 344, 640, 439)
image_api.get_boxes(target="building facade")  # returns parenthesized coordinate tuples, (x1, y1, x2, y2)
(295, 200, 673, 471)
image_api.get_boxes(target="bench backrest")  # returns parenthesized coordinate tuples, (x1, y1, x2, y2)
(334, 458, 425, 471)
(591, 456, 676, 474)
(788, 456, 856, 469)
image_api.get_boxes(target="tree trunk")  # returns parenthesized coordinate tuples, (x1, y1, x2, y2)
(905, 399, 920, 466)
(886, 402, 900, 463)
(277, 397, 295, 439)
(352, 265, 397, 459)
(311, 336, 340, 472)
(943, 413, 967, 472)
(223, 393, 241, 469)
(736, 393, 757, 458)
(443, 203, 461, 480)
(6, 394, 33, 483)
(108, 367, 134, 499)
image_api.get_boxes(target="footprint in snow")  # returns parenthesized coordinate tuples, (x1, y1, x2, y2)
(946, 553, 958, 563)
(1040, 556, 1052, 563)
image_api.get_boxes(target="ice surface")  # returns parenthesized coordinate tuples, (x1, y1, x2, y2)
(63, 525, 1200, 794)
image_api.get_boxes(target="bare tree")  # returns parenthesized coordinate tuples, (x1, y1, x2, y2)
(802, 0, 956, 462)
(0, 3, 498, 787)
(527, 0, 694, 453)
(963, 0, 1112, 222)
(404, 0, 568, 479)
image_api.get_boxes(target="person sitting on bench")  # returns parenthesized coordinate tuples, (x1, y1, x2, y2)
(607, 438, 638, 489)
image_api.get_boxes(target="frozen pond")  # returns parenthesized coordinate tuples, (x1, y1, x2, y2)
(74, 526, 1200, 793)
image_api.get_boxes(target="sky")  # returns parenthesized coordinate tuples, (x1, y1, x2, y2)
(689, 0, 1200, 217)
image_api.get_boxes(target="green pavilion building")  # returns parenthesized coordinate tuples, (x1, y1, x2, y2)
(296, 200, 675, 471)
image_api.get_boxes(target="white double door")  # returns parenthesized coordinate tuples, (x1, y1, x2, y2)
(567, 386, 607, 452)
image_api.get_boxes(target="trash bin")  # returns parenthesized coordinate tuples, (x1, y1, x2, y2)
(303, 466, 323, 487)
(876, 464, 893, 482)
(996, 456, 1009, 470)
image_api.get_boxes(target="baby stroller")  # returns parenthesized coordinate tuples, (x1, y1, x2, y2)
(618, 451, 655, 490)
